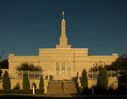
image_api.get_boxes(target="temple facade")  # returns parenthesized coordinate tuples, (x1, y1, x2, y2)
(8, 12, 118, 80)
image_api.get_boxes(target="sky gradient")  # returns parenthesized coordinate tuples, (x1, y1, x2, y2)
(0, 0, 127, 60)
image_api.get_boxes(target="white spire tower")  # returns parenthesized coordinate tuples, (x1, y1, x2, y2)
(56, 11, 71, 48)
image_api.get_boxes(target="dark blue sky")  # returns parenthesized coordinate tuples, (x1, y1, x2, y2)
(0, 0, 127, 60)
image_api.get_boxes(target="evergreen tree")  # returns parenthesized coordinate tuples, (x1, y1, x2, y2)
(22, 72, 30, 90)
(39, 75, 44, 92)
(3, 71, 11, 90)
(80, 69, 88, 89)
(97, 68, 108, 89)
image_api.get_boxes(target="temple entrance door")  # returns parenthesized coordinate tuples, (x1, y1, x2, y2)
(56, 62, 72, 80)
(62, 63, 65, 80)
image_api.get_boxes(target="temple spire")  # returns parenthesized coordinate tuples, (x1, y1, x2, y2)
(56, 11, 71, 48)
(62, 11, 64, 19)
(61, 11, 66, 40)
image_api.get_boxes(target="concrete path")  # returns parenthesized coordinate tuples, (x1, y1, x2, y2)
(1, 94, 127, 99)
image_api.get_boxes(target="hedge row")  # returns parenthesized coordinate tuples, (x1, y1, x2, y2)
(0, 89, 44, 94)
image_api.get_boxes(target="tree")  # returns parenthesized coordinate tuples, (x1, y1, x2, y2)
(89, 61, 105, 72)
(39, 75, 44, 92)
(118, 72, 127, 90)
(22, 72, 30, 90)
(97, 68, 108, 89)
(0, 70, 1, 79)
(0, 56, 1, 61)
(3, 71, 11, 90)
(17, 63, 42, 71)
(89, 65, 103, 72)
(0, 51, 3, 61)
(106, 54, 127, 71)
(0, 59, 8, 78)
(0, 59, 8, 69)
(80, 69, 88, 89)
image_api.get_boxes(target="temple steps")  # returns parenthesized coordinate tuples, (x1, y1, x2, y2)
(63, 81, 78, 94)
(47, 81, 63, 94)
(47, 81, 78, 94)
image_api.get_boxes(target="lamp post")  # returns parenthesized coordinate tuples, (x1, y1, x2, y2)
(32, 84, 35, 95)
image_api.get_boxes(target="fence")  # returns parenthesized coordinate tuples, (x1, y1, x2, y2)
(88, 70, 118, 79)
(12, 71, 44, 79)
(10, 70, 123, 80)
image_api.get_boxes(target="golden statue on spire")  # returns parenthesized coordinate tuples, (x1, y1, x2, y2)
(62, 11, 64, 19)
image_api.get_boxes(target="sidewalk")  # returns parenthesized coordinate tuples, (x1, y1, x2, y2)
(1, 94, 127, 99)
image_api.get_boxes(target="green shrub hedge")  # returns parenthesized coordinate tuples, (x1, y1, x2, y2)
(0, 89, 44, 94)
(0, 90, 32, 94)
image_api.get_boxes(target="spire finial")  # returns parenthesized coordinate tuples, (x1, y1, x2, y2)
(62, 11, 64, 19)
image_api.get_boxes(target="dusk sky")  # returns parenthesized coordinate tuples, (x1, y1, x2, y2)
(0, 0, 127, 60)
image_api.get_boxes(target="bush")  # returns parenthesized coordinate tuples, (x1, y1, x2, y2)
(97, 68, 108, 89)
(3, 71, 11, 90)
(0, 89, 45, 94)
(80, 69, 88, 90)
(39, 75, 44, 93)
(22, 72, 30, 90)
(0, 90, 32, 94)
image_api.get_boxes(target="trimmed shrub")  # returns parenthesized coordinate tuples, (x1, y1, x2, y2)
(80, 69, 88, 89)
(22, 72, 30, 90)
(97, 68, 108, 89)
(39, 75, 44, 92)
(3, 71, 11, 90)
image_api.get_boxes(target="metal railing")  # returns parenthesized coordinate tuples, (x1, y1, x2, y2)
(12, 71, 44, 79)
(88, 70, 118, 79)
(10, 70, 122, 80)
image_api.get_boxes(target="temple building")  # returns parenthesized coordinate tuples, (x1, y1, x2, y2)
(8, 11, 118, 80)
